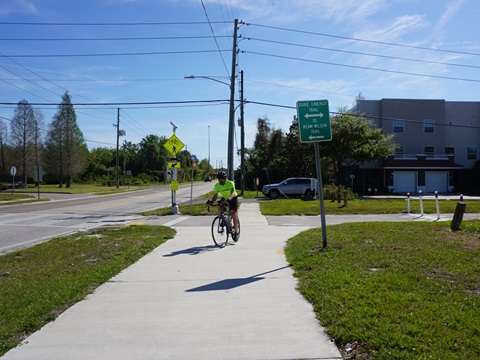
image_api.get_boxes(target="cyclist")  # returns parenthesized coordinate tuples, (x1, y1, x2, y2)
(206, 170, 239, 239)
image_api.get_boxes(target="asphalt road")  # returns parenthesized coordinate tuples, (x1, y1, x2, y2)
(0, 182, 213, 254)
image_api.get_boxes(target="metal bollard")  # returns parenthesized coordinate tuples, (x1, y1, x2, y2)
(343, 190, 348, 206)
(419, 190, 424, 216)
(435, 191, 440, 220)
(406, 192, 411, 214)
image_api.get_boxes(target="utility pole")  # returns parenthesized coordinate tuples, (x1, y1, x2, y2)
(114, 108, 125, 189)
(116, 108, 120, 189)
(227, 19, 238, 181)
(240, 70, 245, 196)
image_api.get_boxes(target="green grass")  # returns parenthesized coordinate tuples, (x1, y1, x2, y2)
(260, 198, 480, 215)
(285, 220, 480, 359)
(0, 225, 175, 356)
(141, 197, 480, 217)
(0, 193, 47, 206)
(0, 193, 34, 201)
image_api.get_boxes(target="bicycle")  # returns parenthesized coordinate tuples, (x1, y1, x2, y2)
(207, 199, 241, 248)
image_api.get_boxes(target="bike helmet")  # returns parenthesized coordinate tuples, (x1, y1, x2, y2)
(217, 170, 227, 180)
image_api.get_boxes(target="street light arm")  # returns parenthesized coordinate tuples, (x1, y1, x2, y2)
(184, 75, 231, 88)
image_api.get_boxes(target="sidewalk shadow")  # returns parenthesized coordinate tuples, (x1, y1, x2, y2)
(185, 265, 290, 292)
(163, 244, 217, 257)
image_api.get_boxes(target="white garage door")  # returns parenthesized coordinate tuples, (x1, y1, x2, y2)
(394, 172, 416, 193)
(426, 172, 448, 193)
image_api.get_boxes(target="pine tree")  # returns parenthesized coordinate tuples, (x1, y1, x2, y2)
(44, 92, 87, 187)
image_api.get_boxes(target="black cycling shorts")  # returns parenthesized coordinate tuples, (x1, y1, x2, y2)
(228, 196, 238, 211)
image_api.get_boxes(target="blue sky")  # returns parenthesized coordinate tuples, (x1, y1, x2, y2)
(1, 0, 479, 170)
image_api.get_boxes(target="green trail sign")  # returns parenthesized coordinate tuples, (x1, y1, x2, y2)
(296, 100, 332, 143)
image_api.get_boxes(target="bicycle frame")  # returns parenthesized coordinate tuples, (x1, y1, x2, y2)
(207, 200, 240, 248)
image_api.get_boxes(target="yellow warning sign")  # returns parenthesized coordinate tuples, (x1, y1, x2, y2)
(171, 180, 179, 191)
(163, 135, 185, 156)
(168, 161, 181, 169)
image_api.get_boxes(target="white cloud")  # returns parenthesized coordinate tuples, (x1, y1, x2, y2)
(198, 0, 387, 24)
(431, 0, 465, 44)
(0, 0, 37, 15)
(354, 14, 427, 43)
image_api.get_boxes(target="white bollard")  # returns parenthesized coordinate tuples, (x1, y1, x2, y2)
(419, 190, 424, 216)
(406, 192, 411, 214)
(435, 191, 440, 220)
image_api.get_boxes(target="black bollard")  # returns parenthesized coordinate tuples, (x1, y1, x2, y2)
(450, 202, 466, 231)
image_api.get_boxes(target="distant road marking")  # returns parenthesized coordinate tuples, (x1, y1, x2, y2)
(126, 221, 146, 226)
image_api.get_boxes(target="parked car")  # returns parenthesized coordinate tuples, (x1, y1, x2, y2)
(204, 176, 212, 182)
(262, 177, 318, 199)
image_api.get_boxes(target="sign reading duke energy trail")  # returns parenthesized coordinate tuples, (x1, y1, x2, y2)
(296, 100, 332, 143)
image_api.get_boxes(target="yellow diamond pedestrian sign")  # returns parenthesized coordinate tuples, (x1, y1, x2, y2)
(164, 134, 184, 156)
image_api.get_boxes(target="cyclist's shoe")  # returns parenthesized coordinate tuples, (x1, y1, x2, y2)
(232, 230, 238, 242)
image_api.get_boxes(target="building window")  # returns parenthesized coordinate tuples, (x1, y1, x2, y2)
(467, 147, 477, 160)
(445, 147, 455, 155)
(424, 119, 435, 133)
(393, 119, 404, 133)
(424, 146, 434, 156)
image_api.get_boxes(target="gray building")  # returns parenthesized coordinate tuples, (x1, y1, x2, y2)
(354, 99, 479, 194)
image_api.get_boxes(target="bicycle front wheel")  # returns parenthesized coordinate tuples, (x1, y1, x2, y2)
(212, 216, 228, 248)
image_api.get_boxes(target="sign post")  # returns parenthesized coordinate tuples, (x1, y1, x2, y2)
(163, 123, 184, 215)
(296, 100, 332, 248)
(10, 166, 16, 195)
(34, 166, 43, 199)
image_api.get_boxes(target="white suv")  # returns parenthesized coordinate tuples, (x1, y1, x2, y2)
(262, 177, 318, 199)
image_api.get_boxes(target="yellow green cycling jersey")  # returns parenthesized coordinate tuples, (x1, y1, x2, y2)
(213, 180, 238, 199)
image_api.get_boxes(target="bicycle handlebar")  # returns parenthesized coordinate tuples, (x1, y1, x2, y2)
(206, 199, 230, 213)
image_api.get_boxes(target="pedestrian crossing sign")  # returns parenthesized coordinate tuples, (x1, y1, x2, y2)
(164, 135, 185, 156)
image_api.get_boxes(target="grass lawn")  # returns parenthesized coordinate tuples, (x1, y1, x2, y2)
(0, 225, 175, 356)
(143, 197, 480, 216)
(285, 220, 480, 359)
(260, 198, 480, 215)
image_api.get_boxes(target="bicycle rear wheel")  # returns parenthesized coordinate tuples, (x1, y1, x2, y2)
(212, 216, 228, 248)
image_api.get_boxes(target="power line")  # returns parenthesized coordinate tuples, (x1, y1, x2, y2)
(200, 0, 230, 76)
(0, 21, 231, 26)
(0, 35, 231, 41)
(243, 22, 480, 57)
(0, 99, 231, 106)
(3, 49, 229, 58)
(242, 50, 480, 83)
(245, 37, 480, 70)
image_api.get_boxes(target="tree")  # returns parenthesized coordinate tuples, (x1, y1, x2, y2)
(32, 110, 44, 185)
(82, 147, 115, 182)
(0, 119, 9, 181)
(44, 92, 87, 187)
(10, 100, 38, 184)
(283, 116, 316, 177)
(319, 107, 397, 185)
(245, 117, 287, 185)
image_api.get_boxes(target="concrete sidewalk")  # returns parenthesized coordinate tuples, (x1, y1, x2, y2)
(3, 203, 342, 360)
